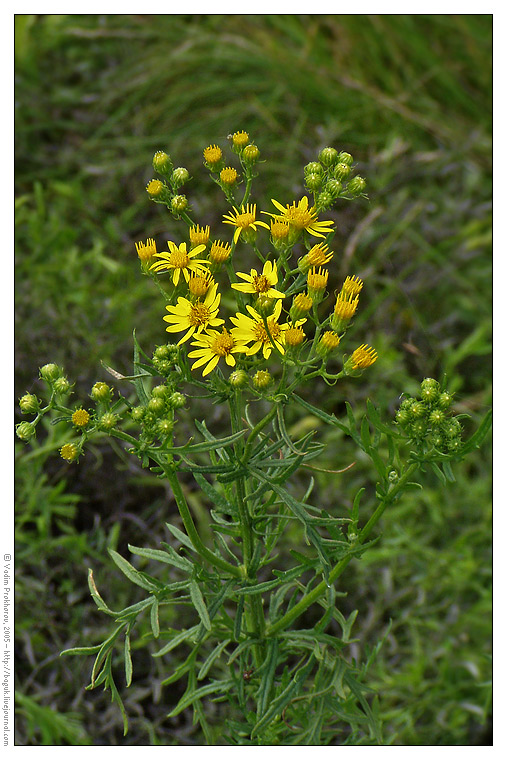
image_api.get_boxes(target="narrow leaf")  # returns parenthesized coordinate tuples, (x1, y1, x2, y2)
(108, 549, 160, 592)
(190, 580, 212, 631)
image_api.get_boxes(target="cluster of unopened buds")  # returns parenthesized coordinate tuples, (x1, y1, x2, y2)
(395, 378, 462, 454)
(138, 130, 376, 388)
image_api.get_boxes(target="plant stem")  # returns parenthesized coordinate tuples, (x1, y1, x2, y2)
(265, 462, 419, 636)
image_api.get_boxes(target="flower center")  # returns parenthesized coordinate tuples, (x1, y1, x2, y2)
(252, 274, 270, 293)
(285, 206, 315, 230)
(236, 212, 255, 229)
(169, 251, 190, 268)
(253, 318, 281, 343)
(211, 330, 235, 357)
(189, 303, 211, 327)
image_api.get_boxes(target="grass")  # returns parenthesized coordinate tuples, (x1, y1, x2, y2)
(15, 14, 491, 745)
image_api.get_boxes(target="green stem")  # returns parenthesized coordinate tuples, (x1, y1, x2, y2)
(265, 462, 419, 636)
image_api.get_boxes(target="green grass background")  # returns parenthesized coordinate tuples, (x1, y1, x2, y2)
(15, 14, 491, 745)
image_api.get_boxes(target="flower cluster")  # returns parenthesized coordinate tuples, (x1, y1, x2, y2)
(137, 132, 377, 391)
(395, 378, 462, 454)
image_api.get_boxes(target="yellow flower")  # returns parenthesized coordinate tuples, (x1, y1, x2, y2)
(298, 243, 333, 273)
(341, 275, 363, 298)
(188, 328, 245, 376)
(146, 179, 165, 197)
(316, 331, 341, 357)
(270, 220, 290, 245)
(72, 409, 90, 428)
(163, 283, 224, 344)
(331, 292, 359, 331)
(232, 131, 249, 149)
(135, 238, 157, 266)
(60, 443, 79, 462)
(285, 326, 305, 347)
(150, 241, 209, 286)
(290, 292, 313, 321)
(231, 260, 285, 299)
(230, 300, 295, 360)
(220, 167, 239, 186)
(189, 225, 210, 248)
(209, 240, 232, 265)
(307, 267, 329, 302)
(349, 344, 378, 370)
(265, 196, 334, 239)
(188, 271, 215, 299)
(203, 144, 223, 166)
(223, 204, 269, 244)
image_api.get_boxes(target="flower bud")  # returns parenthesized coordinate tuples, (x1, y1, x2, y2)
(171, 195, 188, 214)
(325, 179, 342, 197)
(99, 412, 118, 431)
(343, 344, 378, 373)
(231, 131, 249, 150)
(72, 409, 91, 428)
(446, 438, 461, 454)
(153, 358, 172, 375)
(285, 326, 305, 348)
(153, 151, 173, 175)
(410, 420, 427, 438)
(203, 144, 223, 170)
(229, 369, 248, 388)
(253, 370, 272, 390)
(298, 243, 333, 274)
(337, 151, 353, 166)
(146, 179, 168, 199)
(19, 393, 39, 414)
(316, 191, 333, 210)
(269, 221, 290, 249)
(131, 406, 145, 422)
(409, 401, 426, 419)
(421, 377, 440, 393)
(40, 363, 61, 382)
(189, 224, 210, 249)
(16, 421, 36, 441)
(429, 430, 445, 449)
(148, 397, 166, 416)
(333, 163, 352, 181)
(388, 469, 399, 483)
(290, 292, 313, 321)
(395, 409, 410, 426)
(172, 167, 190, 188)
(169, 392, 186, 409)
(152, 384, 169, 399)
(319, 147, 338, 166)
(316, 331, 341, 357)
(348, 176, 367, 196)
(220, 167, 239, 186)
(242, 144, 260, 164)
(444, 419, 461, 439)
(209, 240, 232, 266)
(53, 377, 71, 395)
(305, 173, 322, 192)
(306, 267, 329, 303)
(429, 409, 445, 426)
(304, 162, 323, 176)
(438, 391, 453, 410)
(156, 418, 174, 437)
(254, 296, 276, 317)
(91, 382, 112, 403)
(60, 442, 80, 462)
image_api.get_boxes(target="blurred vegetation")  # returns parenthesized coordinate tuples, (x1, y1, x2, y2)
(15, 14, 491, 745)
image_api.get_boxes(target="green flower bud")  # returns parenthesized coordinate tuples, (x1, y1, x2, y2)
(395, 409, 410, 426)
(154, 344, 171, 360)
(172, 167, 190, 188)
(444, 419, 461, 439)
(39, 363, 62, 382)
(253, 370, 272, 390)
(410, 420, 427, 438)
(229, 369, 249, 388)
(333, 163, 352, 181)
(421, 386, 439, 404)
(99, 412, 118, 431)
(16, 421, 36, 441)
(254, 296, 276, 317)
(171, 195, 188, 213)
(429, 409, 445, 426)
(421, 377, 440, 392)
(399, 398, 414, 412)
(91, 382, 111, 403)
(409, 401, 426, 419)
(438, 391, 453, 410)
(169, 392, 186, 409)
(446, 438, 461, 454)
(304, 162, 323, 175)
(305, 172, 323, 192)
(131, 406, 145, 422)
(153, 358, 172, 375)
(53, 377, 71, 395)
(337, 151, 353, 166)
(151, 384, 169, 399)
(325, 179, 342, 197)
(148, 397, 166, 415)
(429, 431, 445, 449)
(156, 418, 174, 437)
(388, 469, 399, 483)
(318, 147, 338, 166)
(348, 176, 367, 196)
(316, 191, 333, 210)
(19, 393, 39, 414)
(152, 151, 173, 175)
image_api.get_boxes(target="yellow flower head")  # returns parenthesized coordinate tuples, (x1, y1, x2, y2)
(232, 260, 285, 300)
(341, 275, 363, 299)
(298, 243, 333, 274)
(285, 325, 306, 348)
(72, 409, 90, 428)
(223, 204, 269, 244)
(316, 331, 341, 357)
(146, 179, 165, 197)
(220, 167, 239, 186)
(270, 220, 290, 243)
(203, 144, 223, 165)
(188, 270, 215, 299)
(209, 240, 232, 266)
(232, 131, 249, 149)
(189, 225, 211, 248)
(188, 328, 245, 376)
(135, 238, 157, 266)
(230, 300, 290, 360)
(163, 283, 224, 344)
(60, 443, 79, 462)
(290, 292, 313, 321)
(331, 292, 359, 332)
(307, 267, 329, 302)
(265, 196, 334, 239)
(150, 241, 209, 286)
(350, 344, 378, 370)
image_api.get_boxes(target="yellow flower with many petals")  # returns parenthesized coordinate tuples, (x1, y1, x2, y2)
(150, 242, 209, 286)
(188, 328, 245, 376)
(231, 260, 285, 299)
(163, 283, 223, 344)
(265, 196, 334, 239)
(231, 300, 300, 360)
(223, 204, 269, 244)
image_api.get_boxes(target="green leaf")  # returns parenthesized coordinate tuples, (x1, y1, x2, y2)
(233, 596, 244, 641)
(257, 639, 279, 718)
(189, 580, 212, 631)
(167, 679, 235, 718)
(87, 568, 116, 615)
(442, 460, 456, 483)
(124, 632, 133, 687)
(129, 543, 194, 574)
(173, 430, 246, 455)
(460, 409, 492, 455)
(164, 522, 196, 552)
(361, 417, 372, 450)
(108, 549, 160, 592)
(251, 656, 315, 738)
(366, 399, 402, 437)
(150, 598, 160, 639)
(153, 625, 200, 658)
(193, 472, 235, 513)
(60, 644, 102, 657)
(197, 639, 230, 680)
(132, 329, 150, 405)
